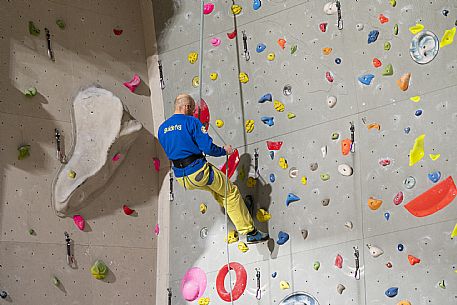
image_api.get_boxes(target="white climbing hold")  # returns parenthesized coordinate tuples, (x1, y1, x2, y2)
(323, 2, 338, 15)
(338, 164, 353, 176)
(289, 167, 298, 178)
(321, 146, 327, 158)
(327, 96, 337, 108)
(366, 244, 384, 257)
(344, 221, 353, 229)
(337, 284, 346, 294)
(356, 23, 364, 31)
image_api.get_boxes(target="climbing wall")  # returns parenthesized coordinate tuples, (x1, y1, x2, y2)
(0, 1, 158, 304)
(154, 0, 457, 304)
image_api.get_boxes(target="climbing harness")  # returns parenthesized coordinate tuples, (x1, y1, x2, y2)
(55, 128, 67, 164)
(255, 268, 261, 300)
(45, 28, 55, 62)
(167, 287, 172, 305)
(254, 148, 259, 179)
(158, 60, 165, 90)
(336, 0, 343, 30)
(353, 246, 360, 280)
(242, 30, 250, 61)
(349, 121, 355, 153)
(64, 231, 76, 268)
(169, 162, 174, 201)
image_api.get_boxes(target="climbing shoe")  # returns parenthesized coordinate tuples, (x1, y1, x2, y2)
(246, 229, 269, 244)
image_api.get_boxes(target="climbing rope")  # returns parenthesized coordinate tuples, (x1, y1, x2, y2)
(197, 0, 204, 120)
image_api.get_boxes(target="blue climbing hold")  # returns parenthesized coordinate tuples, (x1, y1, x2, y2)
(277, 231, 289, 245)
(261, 116, 275, 126)
(253, 0, 261, 10)
(358, 74, 375, 85)
(368, 30, 379, 44)
(286, 193, 300, 206)
(335, 58, 342, 64)
(270, 173, 275, 183)
(428, 171, 441, 183)
(384, 212, 390, 221)
(397, 243, 404, 251)
(258, 93, 272, 103)
(256, 43, 266, 53)
(404, 127, 411, 134)
(269, 151, 275, 160)
(415, 109, 423, 116)
(272, 272, 277, 278)
(385, 287, 398, 298)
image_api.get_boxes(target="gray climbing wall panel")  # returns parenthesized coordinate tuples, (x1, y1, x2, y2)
(0, 1, 158, 304)
(154, 0, 457, 305)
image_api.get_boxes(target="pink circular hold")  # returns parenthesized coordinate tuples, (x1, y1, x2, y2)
(180, 267, 207, 301)
(203, 3, 214, 15)
(211, 38, 221, 47)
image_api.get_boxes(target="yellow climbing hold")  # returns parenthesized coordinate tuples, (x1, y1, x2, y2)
(245, 120, 254, 133)
(280, 281, 290, 290)
(210, 72, 218, 80)
(216, 119, 224, 128)
(409, 23, 424, 34)
(409, 134, 425, 166)
(279, 157, 288, 169)
(256, 209, 271, 222)
(198, 297, 210, 305)
(239, 72, 249, 83)
(267, 52, 275, 61)
(429, 153, 440, 161)
(188, 51, 198, 64)
(225, 230, 239, 244)
(237, 242, 249, 253)
(287, 112, 296, 119)
(390, 0, 396, 7)
(246, 176, 257, 188)
(199, 203, 207, 214)
(440, 27, 456, 48)
(410, 96, 421, 103)
(67, 170, 76, 179)
(301, 176, 307, 185)
(274, 100, 285, 112)
(192, 76, 200, 87)
(451, 223, 457, 238)
(396, 301, 411, 305)
(231, 4, 242, 15)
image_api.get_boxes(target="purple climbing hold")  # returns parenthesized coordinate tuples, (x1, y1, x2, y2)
(358, 74, 375, 85)
(258, 93, 272, 103)
(270, 173, 275, 183)
(385, 287, 398, 298)
(384, 211, 390, 221)
(261, 116, 275, 126)
(428, 171, 441, 183)
(368, 30, 380, 44)
(286, 193, 300, 206)
(415, 109, 423, 116)
(277, 231, 289, 245)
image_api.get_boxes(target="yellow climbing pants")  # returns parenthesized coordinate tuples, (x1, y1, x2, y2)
(176, 162, 254, 235)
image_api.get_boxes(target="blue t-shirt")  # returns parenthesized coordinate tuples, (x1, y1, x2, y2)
(158, 114, 226, 177)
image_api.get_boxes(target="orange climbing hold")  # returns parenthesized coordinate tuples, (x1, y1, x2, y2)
(278, 38, 286, 49)
(367, 123, 381, 130)
(322, 47, 333, 55)
(396, 73, 411, 91)
(372, 58, 382, 68)
(407, 255, 421, 265)
(378, 14, 389, 24)
(368, 197, 383, 210)
(341, 139, 352, 155)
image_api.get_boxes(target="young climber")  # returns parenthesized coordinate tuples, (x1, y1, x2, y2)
(158, 94, 269, 244)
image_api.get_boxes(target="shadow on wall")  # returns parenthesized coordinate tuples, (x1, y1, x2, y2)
(151, 0, 176, 54)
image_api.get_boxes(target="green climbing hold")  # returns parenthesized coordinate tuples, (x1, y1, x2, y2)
(56, 19, 66, 29)
(320, 173, 330, 181)
(384, 41, 391, 51)
(24, 87, 37, 97)
(28, 228, 35, 235)
(331, 132, 339, 140)
(51, 276, 60, 286)
(291, 45, 298, 54)
(382, 64, 394, 76)
(90, 260, 108, 279)
(29, 21, 40, 36)
(18, 145, 31, 160)
(393, 24, 399, 35)
(313, 261, 320, 270)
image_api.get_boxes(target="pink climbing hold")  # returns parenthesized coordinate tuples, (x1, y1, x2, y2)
(210, 38, 221, 47)
(112, 153, 122, 162)
(379, 159, 391, 166)
(153, 157, 160, 172)
(123, 204, 135, 215)
(319, 22, 328, 32)
(325, 71, 334, 82)
(393, 191, 404, 205)
(335, 254, 343, 268)
(203, 3, 214, 15)
(123, 74, 141, 92)
(73, 215, 85, 231)
(154, 224, 160, 236)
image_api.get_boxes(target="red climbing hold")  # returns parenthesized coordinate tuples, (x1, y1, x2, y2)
(220, 149, 240, 179)
(267, 141, 283, 151)
(123, 205, 135, 215)
(73, 215, 85, 231)
(227, 30, 237, 39)
(379, 159, 391, 166)
(325, 71, 334, 82)
(372, 58, 382, 68)
(193, 98, 210, 131)
(216, 262, 247, 302)
(319, 22, 328, 32)
(378, 14, 389, 24)
(335, 254, 343, 268)
(408, 255, 420, 265)
(153, 157, 160, 172)
(113, 28, 123, 36)
(393, 191, 404, 205)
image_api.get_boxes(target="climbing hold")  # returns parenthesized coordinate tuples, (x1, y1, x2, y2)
(356, 23, 364, 31)
(269, 173, 275, 183)
(0, 291, 8, 299)
(269, 150, 274, 159)
(291, 45, 298, 54)
(231, 4, 242, 15)
(24, 87, 37, 97)
(123, 204, 135, 215)
(245, 120, 254, 133)
(56, 19, 66, 29)
(397, 243, 404, 251)
(337, 284, 346, 294)
(28, 228, 35, 235)
(385, 287, 399, 298)
(67, 170, 76, 179)
(379, 159, 390, 166)
(283, 84, 292, 96)
(51, 275, 60, 286)
(384, 41, 391, 51)
(386, 262, 393, 268)
(322, 47, 333, 55)
(279, 157, 288, 169)
(277, 231, 290, 245)
(331, 132, 339, 140)
(289, 167, 298, 178)
(404, 127, 411, 134)
(442, 9, 449, 16)
(429, 154, 440, 160)
(393, 192, 404, 205)
(287, 112, 296, 119)
(153, 157, 160, 172)
(155, 224, 160, 235)
(379, 14, 389, 24)
(321, 198, 330, 207)
(438, 280, 445, 289)
(397, 72, 411, 91)
(323, 2, 338, 15)
(188, 52, 198, 64)
(267, 52, 275, 61)
(410, 96, 420, 102)
(338, 164, 353, 176)
(367, 123, 381, 131)
(390, 0, 396, 7)
(300, 176, 308, 186)
(341, 139, 352, 155)
(192, 76, 200, 88)
(372, 58, 382, 68)
(91, 260, 109, 279)
(113, 28, 123, 36)
(319, 22, 328, 32)
(17, 144, 31, 160)
(73, 215, 85, 231)
(274, 100, 285, 112)
(368, 197, 383, 210)
(366, 244, 384, 257)
(451, 223, 457, 238)
(203, 3, 214, 14)
(210, 73, 218, 80)
(225, 230, 239, 244)
(409, 23, 425, 34)
(112, 153, 122, 162)
(410, 31, 440, 64)
(238, 242, 249, 253)
(215, 119, 224, 128)
(327, 96, 337, 108)
(397, 301, 411, 305)
(358, 74, 375, 85)
(409, 134, 425, 166)
(382, 64, 394, 76)
(320, 173, 330, 181)
(313, 261, 320, 271)
(286, 193, 300, 206)
(393, 24, 399, 35)
(368, 30, 379, 44)
(261, 116, 275, 126)
(309, 162, 318, 171)
(280, 280, 290, 289)
(199, 203, 207, 214)
(440, 27, 456, 48)
(216, 262, 246, 302)
(277, 38, 286, 49)
(239, 72, 249, 83)
(200, 227, 208, 239)
(403, 176, 416, 189)
(344, 221, 353, 229)
(258, 93, 272, 103)
(407, 255, 420, 265)
(321, 146, 327, 158)
(210, 38, 221, 47)
(29, 21, 40, 36)
(198, 297, 210, 305)
(256, 209, 271, 222)
(415, 109, 422, 116)
(325, 71, 334, 82)
(272, 272, 277, 278)
(246, 177, 257, 188)
(124, 74, 141, 93)
(267, 141, 283, 150)
(384, 211, 390, 220)
(256, 43, 267, 53)
(335, 58, 342, 64)
(334, 254, 343, 268)
(227, 30, 237, 39)
(428, 171, 441, 183)
(253, 0, 261, 10)
(301, 229, 309, 240)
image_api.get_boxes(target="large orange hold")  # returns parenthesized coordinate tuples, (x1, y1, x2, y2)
(341, 139, 352, 155)
(408, 255, 421, 265)
(368, 197, 383, 210)
(396, 73, 411, 91)
(278, 38, 286, 49)
(322, 47, 332, 55)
